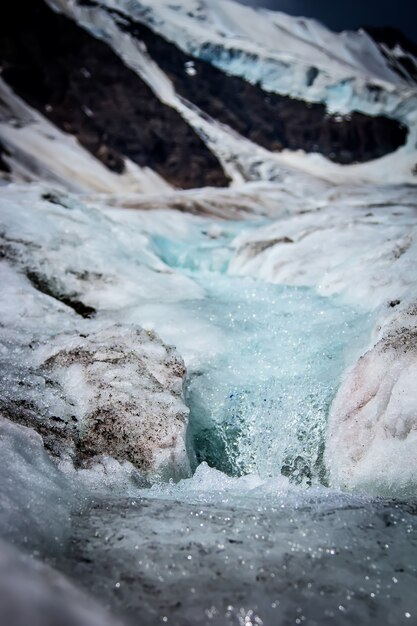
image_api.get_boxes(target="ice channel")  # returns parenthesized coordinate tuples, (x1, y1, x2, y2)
(60, 216, 417, 626)
(140, 222, 372, 486)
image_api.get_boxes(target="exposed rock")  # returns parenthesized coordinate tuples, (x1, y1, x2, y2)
(106, 4, 408, 164)
(0, 140, 11, 173)
(365, 26, 417, 84)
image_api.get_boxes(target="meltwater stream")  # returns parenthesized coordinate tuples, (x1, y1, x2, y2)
(147, 223, 372, 485)
(63, 218, 417, 626)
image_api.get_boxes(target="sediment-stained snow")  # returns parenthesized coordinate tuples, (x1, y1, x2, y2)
(230, 185, 417, 310)
(229, 184, 417, 495)
(2, 180, 417, 496)
(0, 185, 192, 483)
(326, 304, 417, 496)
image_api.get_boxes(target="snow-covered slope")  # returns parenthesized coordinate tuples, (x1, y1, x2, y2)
(94, 0, 414, 88)
(1, 0, 416, 190)
(55, 0, 416, 174)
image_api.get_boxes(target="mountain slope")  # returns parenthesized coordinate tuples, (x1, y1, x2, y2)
(0, 0, 229, 189)
(1, 0, 416, 190)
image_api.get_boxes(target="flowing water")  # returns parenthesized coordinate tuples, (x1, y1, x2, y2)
(62, 218, 417, 626)
(149, 223, 372, 485)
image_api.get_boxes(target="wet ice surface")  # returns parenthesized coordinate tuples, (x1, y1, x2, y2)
(62, 487, 417, 626)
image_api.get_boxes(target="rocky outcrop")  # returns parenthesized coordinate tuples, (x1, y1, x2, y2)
(0, 0, 229, 189)
(365, 26, 417, 84)
(91, 2, 408, 165)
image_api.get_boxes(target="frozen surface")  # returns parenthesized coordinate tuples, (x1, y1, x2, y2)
(48, 0, 417, 187)
(326, 305, 417, 497)
(0, 2, 416, 620)
(0, 78, 172, 194)
(229, 185, 417, 496)
(1, 181, 417, 495)
(0, 416, 73, 555)
(0, 185, 192, 480)
(61, 486, 417, 626)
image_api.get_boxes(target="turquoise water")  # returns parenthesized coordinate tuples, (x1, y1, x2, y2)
(150, 224, 372, 485)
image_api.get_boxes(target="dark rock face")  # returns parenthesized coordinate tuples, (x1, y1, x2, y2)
(0, 0, 229, 189)
(365, 26, 417, 84)
(0, 142, 11, 173)
(106, 6, 408, 164)
(365, 26, 417, 58)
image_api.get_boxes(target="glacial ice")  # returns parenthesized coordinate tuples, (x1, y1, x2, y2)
(0, 186, 192, 481)
(1, 181, 417, 497)
(0, 2, 416, 623)
(326, 306, 417, 496)
(49, 0, 417, 189)
(1, 180, 417, 624)
(62, 484, 417, 626)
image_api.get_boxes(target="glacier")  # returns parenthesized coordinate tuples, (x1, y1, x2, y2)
(1, 0, 417, 624)
(0, 180, 416, 625)
(50, 0, 417, 184)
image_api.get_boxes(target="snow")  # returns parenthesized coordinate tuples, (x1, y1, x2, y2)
(64, 0, 417, 117)
(229, 183, 417, 496)
(1, 175, 417, 623)
(229, 185, 417, 311)
(326, 304, 417, 497)
(89, 0, 407, 86)
(0, 185, 192, 481)
(1, 1, 417, 621)
(0, 416, 73, 554)
(2, 178, 417, 497)
(62, 486, 417, 626)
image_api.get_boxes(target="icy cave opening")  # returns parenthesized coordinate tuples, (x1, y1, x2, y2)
(149, 225, 373, 488)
